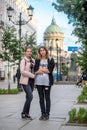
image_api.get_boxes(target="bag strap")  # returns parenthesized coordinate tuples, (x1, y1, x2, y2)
(23, 58, 27, 66)
(24, 59, 27, 66)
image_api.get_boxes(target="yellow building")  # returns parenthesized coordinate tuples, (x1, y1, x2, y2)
(43, 17, 71, 80)
(44, 17, 64, 50)
(43, 17, 67, 62)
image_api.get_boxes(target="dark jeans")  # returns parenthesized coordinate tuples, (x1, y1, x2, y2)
(29, 78, 34, 91)
(22, 84, 33, 115)
(36, 85, 51, 115)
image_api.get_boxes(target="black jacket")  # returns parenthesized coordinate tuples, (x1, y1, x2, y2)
(82, 72, 87, 81)
(34, 58, 55, 86)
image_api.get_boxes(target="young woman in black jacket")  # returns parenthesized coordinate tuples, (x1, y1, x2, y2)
(34, 46, 55, 120)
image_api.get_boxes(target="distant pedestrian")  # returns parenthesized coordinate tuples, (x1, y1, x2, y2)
(82, 71, 87, 81)
(34, 46, 55, 120)
(13, 74, 16, 83)
(16, 67, 21, 91)
(82, 71, 87, 86)
(20, 47, 35, 120)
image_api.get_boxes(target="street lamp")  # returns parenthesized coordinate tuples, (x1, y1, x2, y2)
(56, 39, 59, 82)
(6, 49, 10, 92)
(67, 61, 69, 81)
(7, 5, 34, 43)
(7, 5, 34, 91)
(59, 48, 62, 80)
(49, 45, 52, 56)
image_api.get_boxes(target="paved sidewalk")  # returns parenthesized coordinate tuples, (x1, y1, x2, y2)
(0, 84, 87, 130)
(0, 80, 17, 89)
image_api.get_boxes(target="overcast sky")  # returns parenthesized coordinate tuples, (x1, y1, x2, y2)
(26, 0, 81, 51)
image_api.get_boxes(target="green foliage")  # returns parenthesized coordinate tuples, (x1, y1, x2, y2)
(0, 26, 38, 91)
(77, 85, 87, 103)
(0, 26, 19, 62)
(0, 26, 38, 63)
(52, 0, 87, 41)
(62, 64, 69, 76)
(68, 107, 87, 123)
(52, 0, 87, 71)
(77, 94, 85, 103)
(0, 88, 19, 94)
(82, 86, 87, 94)
(77, 44, 87, 71)
(22, 32, 38, 59)
(68, 108, 76, 122)
(77, 107, 86, 123)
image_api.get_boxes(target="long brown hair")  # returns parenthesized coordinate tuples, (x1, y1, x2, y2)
(38, 46, 49, 59)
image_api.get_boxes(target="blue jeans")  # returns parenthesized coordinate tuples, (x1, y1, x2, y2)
(22, 84, 33, 115)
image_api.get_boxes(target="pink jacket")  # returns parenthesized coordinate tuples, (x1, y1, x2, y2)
(20, 56, 35, 85)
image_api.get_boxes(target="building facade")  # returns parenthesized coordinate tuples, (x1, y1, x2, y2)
(43, 17, 71, 80)
(0, 0, 37, 80)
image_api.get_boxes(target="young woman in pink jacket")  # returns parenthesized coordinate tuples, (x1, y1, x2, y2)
(20, 47, 35, 120)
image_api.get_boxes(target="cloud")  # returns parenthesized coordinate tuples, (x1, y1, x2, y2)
(26, 0, 80, 50)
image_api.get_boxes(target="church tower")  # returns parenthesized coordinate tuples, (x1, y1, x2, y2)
(43, 17, 64, 60)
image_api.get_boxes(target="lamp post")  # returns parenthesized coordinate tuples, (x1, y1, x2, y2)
(56, 39, 59, 82)
(6, 49, 10, 92)
(66, 62, 69, 81)
(59, 48, 62, 80)
(49, 45, 52, 56)
(7, 5, 34, 49)
(8, 57, 10, 92)
(7, 5, 34, 91)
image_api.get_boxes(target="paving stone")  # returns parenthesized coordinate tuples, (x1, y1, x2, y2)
(0, 84, 86, 130)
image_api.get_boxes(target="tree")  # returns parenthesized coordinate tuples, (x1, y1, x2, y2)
(0, 26, 38, 91)
(0, 26, 19, 92)
(16, 32, 38, 91)
(23, 32, 38, 59)
(0, 26, 19, 61)
(52, 0, 87, 44)
(77, 44, 87, 72)
(62, 64, 69, 76)
(52, 0, 87, 71)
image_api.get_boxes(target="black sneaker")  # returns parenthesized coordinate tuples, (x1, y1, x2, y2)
(21, 113, 26, 119)
(45, 114, 49, 120)
(21, 113, 32, 120)
(25, 114, 32, 120)
(39, 114, 46, 120)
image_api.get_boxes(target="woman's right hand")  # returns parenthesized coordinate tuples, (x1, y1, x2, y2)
(35, 70, 43, 74)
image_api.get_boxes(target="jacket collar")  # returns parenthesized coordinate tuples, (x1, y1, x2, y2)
(24, 56, 30, 62)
